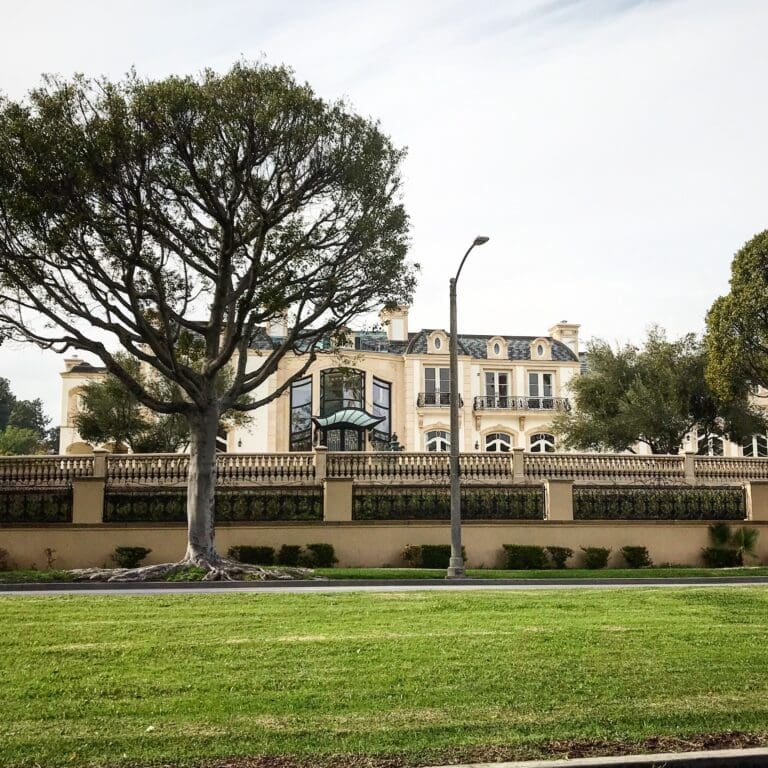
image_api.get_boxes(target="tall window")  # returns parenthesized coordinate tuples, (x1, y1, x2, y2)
(485, 432, 512, 452)
(528, 372, 553, 408)
(484, 372, 510, 405)
(530, 433, 555, 453)
(320, 369, 364, 416)
(289, 377, 312, 452)
(372, 378, 391, 446)
(425, 429, 450, 452)
(424, 367, 450, 406)
(743, 434, 768, 457)
(697, 433, 724, 457)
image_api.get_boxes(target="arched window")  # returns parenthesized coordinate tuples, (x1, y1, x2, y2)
(697, 433, 724, 457)
(530, 433, 555, 453)
(425, 430, 450, 452)
(485, 432, 512, 452)
(743, 434, 768, 458)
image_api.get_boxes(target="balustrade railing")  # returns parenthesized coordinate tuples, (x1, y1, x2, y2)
(0, 455, 93, 487)
(524, 452, 686, 484)
(473, 396, 571, 411)
(416, 392, 464, 407)
(2, 451, 768, 489)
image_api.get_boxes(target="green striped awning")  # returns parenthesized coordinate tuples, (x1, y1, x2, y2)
(312, 408, 385, 430)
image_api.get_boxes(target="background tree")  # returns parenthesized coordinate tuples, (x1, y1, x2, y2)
(553, 327, 763, 454)
(75, 354, 243, 453)
(0, 377, 52, 454)
(0, 63, 415, 578)
(706, 230, 768, 401)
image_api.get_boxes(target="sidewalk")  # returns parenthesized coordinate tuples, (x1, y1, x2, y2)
(427, 746, 768, 767)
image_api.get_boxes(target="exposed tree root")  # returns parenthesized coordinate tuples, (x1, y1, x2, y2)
(69, 555, 316, 583)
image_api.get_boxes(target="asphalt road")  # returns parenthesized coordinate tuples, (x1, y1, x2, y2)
(3, 576, 768, 596)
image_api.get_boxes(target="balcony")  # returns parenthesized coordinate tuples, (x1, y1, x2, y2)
(417, 392, 464, 408)
(473, 395, 571, 412)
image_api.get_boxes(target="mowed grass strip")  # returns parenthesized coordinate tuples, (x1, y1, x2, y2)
(1, 588, 768, 767)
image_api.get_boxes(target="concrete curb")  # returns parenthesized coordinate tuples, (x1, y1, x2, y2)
(425, 746, 768, 767)
(3, 576, 768, 592)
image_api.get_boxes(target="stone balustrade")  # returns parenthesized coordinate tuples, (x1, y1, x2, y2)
(1, 449, 768, 488)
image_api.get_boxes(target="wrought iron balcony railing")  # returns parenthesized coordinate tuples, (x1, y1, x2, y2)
(474, 395, 571, 412)
(416, 392, 464, 408)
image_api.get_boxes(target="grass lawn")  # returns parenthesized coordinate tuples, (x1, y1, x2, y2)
(2, 588, 768, 767)
(314, 566, 768, 580)
(3, 566, 768, 584)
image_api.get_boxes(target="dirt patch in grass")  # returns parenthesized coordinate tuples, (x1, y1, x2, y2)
(193, 731, 768, 768)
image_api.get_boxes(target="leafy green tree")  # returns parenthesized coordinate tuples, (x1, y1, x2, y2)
(706, 230, 768, 401)
(0, 63, 414, 576)
(0, 426, 43, 455)
(0, 377, 15, 431)
(553, 327, 763, 454)
(8, 398, 50, 438)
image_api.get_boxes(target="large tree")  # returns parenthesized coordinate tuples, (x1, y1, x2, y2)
(553, 327, 763, 454)
(706, 230, 768, 402)
(0, 63, 415, 578)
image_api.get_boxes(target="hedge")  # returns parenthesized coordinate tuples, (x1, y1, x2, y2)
(574, 487, 745, 520)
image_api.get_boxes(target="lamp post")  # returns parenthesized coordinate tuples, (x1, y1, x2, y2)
(447, 235, 490, 579)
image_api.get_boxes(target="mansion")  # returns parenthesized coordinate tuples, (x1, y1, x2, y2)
(58, 307, 761, 458)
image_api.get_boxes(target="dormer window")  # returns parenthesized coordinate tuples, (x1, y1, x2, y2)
(537, 344, 544, 356)
(428, 331, 448, 354)
(487, 336, 506, 359)
(530, 338, 551, 360)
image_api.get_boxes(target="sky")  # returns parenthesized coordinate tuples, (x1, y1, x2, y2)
(1, 0, 767, 422)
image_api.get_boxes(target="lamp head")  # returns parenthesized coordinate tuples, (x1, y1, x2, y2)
(473, 236, 490, 246)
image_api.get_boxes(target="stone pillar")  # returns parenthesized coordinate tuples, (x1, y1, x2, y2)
(745, 481, 768, 521)
(323, 478, 353, 522)
(544, 479, 574, 521)
(72, 448, 107, 525)
(684, 451, 696, 483)
(512, 447, 525, 484)
(314, 445, 328, 485)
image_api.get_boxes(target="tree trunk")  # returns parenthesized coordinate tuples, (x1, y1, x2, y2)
(185, 406, 220, 564)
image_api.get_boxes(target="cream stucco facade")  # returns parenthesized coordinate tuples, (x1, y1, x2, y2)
(57, 306, 764, 458)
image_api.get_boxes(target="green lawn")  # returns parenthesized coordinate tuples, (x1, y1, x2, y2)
(2, 565, 768, 584)
(2, 588, 768, 767)
(315, 566, 768, 580)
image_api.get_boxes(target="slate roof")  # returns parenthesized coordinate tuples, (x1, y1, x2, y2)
(406, 330, 579, 362)
(68, 362, 108, 374)
(249, 327, 579, 362)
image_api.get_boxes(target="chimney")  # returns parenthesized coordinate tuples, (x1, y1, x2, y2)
(265, 313, 288, 338)
(63, 357, 82, 372)
(548, 320, 580, 356)
(379, 305, 409, 343)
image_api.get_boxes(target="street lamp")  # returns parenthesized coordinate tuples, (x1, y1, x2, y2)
(447, 235, 490, 579)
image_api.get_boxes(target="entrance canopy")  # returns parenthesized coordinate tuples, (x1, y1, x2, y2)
(312, 408, 384, 430)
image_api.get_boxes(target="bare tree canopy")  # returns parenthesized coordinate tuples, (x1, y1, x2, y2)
(0, 62, 415, 577)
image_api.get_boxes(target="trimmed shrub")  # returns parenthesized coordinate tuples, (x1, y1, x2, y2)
(545, 546, 574, 569)
(582, 547, 611, 569)
(420, 545, 466, 569)
(228, 545, 275, 565)
(621, 546, 652, 569)
(111, 546, 151, 568)
(503, 544, 548, 570)
(304, 543, 338, 567)
(702, 547, 742, 568)
(401, 544, 422, 566)
(0, 547, 10, 571)
(277, 545, 302, 567)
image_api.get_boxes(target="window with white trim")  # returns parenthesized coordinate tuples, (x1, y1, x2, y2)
(528, 372, 553, 408)
(425, 429, 450, 452)
(424, 367, 450, 406)
(484, 371, 510, 405)
(485, 432, 512, 452)
(743, 434, 768, 457)
(530, 432, 555, 453)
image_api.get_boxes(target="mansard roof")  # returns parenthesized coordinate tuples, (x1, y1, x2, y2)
(249, 327, 579, 362)
(405, 331, 579, 362)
